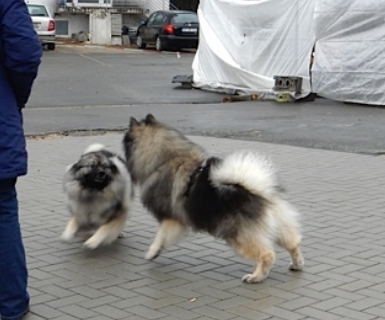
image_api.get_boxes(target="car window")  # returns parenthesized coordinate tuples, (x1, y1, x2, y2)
(171, 13, 198, 25)
(153, 13, 166, 25)
(27, 5, 49, 17)
(146, 13, 157, 25)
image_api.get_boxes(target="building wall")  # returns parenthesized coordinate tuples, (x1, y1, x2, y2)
(89, 10, 112, 44)
(122, 13, 146, 26)
(147, 0, 169, 14)
(55, 14, 89, 38)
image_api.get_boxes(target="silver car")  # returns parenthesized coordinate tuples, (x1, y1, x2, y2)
(27, 4, 56, 50)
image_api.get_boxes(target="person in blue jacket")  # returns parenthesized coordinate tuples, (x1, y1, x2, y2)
(0, 0, 42, 319)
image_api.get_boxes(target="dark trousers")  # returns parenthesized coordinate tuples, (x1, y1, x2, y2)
(0, 179, 29, 320)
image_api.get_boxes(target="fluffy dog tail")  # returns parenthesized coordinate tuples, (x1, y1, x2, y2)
(209, 150, 279, 198)
(83, 143, 106, 154)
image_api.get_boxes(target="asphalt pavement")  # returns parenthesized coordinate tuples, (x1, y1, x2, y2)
(25, 45, 385, 155)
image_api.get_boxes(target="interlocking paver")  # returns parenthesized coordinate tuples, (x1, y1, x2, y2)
(80, 295, 121, 309)
(156, 306, 199, 319)
(298, 306, 341, 320)
(127, 305, 166, 319)
(356, 288, 385, 300)
(51, 316, 82, 320)
(18, 133, 385, 320)
(311, 297, 351, 311)
(144, 296, 186, 309)
(193, 306, 235, 320)
(261, 306, 306, 320)
(109, 295, 153, 309)
(329, 306, 377, 320)
(226, 306, 271, 320)
(278, 297, 317, 311)
(101, 286, 138, 299)
(321, 288, 365, 302)
(92, 305, 132, 319)
(345, 297, 384, 311)
(365, 306, 385, 318)
(58, 305, 99, 319)
(29, 304, 65, 318)
(176, 296, 220, 310)
(49, 295, 91, 309)
(29, 294, 58, 305)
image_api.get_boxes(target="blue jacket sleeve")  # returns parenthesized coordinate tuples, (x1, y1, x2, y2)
(2, 0, 42, 108)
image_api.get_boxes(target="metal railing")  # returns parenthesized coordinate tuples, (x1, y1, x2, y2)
(65, 0, 146, 8)
(112, 0, 144, 7)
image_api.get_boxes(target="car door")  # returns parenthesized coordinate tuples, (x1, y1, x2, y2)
(141, 13, 157, 42)
(147, 12, 166, 44)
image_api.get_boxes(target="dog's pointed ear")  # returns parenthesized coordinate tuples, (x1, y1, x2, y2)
(129, 117, 139, 127)
(145, 114, 157, 125)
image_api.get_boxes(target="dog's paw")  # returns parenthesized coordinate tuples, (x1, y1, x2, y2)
(83, 237, 101, 250)
(145, 246, 161, 260)
(289, 260, 304, 271)
(242, 273, 266, 284)
(60, 231, 74, 242)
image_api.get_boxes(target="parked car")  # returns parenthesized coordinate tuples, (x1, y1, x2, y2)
(136, 10, 199, 52)
(122, 25, 138, 45)
(27, 4, 56, 51)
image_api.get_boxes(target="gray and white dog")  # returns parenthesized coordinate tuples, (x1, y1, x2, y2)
(123, 114, 304, 283)
(61, 143, 132, 249)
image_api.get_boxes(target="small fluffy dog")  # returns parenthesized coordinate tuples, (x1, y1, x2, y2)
(123, 114, 304, 283)
(61, 143, 132, 249)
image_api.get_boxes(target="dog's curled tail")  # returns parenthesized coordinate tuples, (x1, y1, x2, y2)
(83, 143, 106, 154)
(209, 150, 279, 198)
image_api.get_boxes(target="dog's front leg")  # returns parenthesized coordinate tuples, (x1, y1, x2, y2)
(145, 219, 187, 260)
(61, 217, 80, 241)
(83, 211, 127, 249)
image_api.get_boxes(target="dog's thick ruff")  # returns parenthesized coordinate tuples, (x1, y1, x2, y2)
(123, 114, 304, 283)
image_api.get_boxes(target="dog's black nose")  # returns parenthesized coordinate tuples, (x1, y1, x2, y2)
(97, 171, 106, 179)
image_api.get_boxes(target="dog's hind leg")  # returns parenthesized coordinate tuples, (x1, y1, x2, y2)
(229, 234, 276, 284)
(145, 219, 187, 260)
(83, 211, 128, 249)
(277, 227, 304, 271)
(274, 200, 304, 271)
(61, 217, 80, 241)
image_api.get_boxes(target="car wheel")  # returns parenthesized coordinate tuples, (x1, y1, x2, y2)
(155, 36, 165, 52)
(47, 43, 55, 51)
(136, 35, 146, 49)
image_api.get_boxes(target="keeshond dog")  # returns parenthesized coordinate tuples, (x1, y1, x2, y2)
(123, 114, 304, 283)
(61, 143, 133, 249)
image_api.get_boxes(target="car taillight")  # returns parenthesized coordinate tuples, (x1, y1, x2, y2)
(48, 20, 55, 31)
(163, 24, 174, 34)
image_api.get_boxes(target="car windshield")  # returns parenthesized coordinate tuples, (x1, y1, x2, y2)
(28, 5, 49, 17)
(171, 13, 198, 25)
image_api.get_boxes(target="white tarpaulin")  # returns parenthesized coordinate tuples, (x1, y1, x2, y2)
(312, 1, 385, 105)
(192, 0, 316, 97)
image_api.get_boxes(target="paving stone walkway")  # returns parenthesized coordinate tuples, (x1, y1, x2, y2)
(18, 133, 385, 320)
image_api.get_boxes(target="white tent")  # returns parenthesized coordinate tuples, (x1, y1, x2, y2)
(193, 0, 385, 105)
(312, 0, 385, 105)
